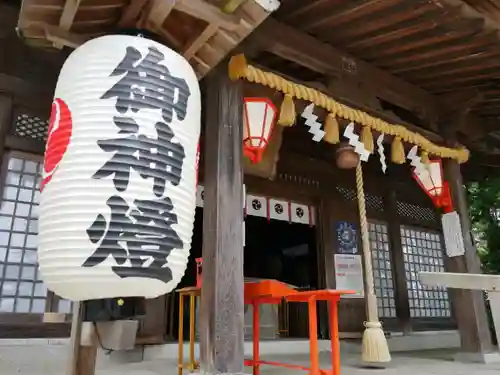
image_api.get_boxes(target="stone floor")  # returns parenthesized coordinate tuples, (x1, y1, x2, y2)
(1, 340, 500, 375)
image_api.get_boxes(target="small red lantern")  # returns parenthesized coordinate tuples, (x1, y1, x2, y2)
(412, 159, 453, 213)
(243, 97, 277, 164)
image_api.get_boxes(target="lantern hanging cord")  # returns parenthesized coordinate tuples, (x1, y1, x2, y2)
(228, 54, 469, 164)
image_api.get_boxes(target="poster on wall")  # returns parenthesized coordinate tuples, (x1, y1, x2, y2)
(335, 221, 358, 254)
(334, 254, 364, 298)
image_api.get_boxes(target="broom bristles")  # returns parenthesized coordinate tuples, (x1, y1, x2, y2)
(361, 321, 391, 366)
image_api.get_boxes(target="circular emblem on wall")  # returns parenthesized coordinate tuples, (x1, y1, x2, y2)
(252, 199, 262, 211)
(274, 203, 283, 214)
(296, 207, 304, 218)
(42, 98, 73, 191)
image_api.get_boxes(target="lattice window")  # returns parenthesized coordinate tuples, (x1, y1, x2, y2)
(12, 114, 49, 142)
(366, 195, 384, 213)
(0, 155, 45, 313)
(401, 226, 451, 318)
(396, 201, 438, 225)
(336, 186, 356, 201)
(336, 187, 384, 212)
(278, 173, 320, 188)
(0, 153, 71, 314)
(369, 222, 396, 318)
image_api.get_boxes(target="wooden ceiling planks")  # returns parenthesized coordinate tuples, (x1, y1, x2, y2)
(16, 0, 276, 79)
(462, 0, 500, 22)
(268, 0, 500, 148)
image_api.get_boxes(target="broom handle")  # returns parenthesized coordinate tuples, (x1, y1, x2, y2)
(356, 162, 379, 323)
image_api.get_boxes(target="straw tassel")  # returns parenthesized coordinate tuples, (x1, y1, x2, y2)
(278, 94, 296, 126)
(323, 113, 340, 144)
(391, 137, 405, 164)
(421, 151, 429, 164)
(361, 126, 374, 153)
(228, 54, 247, 81)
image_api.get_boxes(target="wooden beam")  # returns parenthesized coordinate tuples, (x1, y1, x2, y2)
(176, 0, 241, 31)
(117, 0, 148, 28)
(221, 0, 246, 14)
(183, 24, 219, 59)
(54, 0, 82, 49)
(67, 302, 98, 375)
(147, 0, 176, 29)
(59, 0, 81, 29)
(385, 179, 411, 333)
(44, 25, 91, 49)
(200, 65, 245, 374)
(438, 0, 500, 35)
(254, 18, 439, 122)
(441, 89, 484, 114)
(0, 95, 13, 202)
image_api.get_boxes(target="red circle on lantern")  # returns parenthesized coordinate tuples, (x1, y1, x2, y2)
(41, 98, 73, 191)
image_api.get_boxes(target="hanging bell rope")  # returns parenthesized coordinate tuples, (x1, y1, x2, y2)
(355, 162, 391, 364)
(228, 54, 469, 164)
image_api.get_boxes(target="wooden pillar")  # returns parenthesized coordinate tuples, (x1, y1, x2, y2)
(316, 198, 337, 339)
(442, 158, 494, 357)
(438, 110, 494, 358)
(200, 64, 245, 374)
(0, 95, 13, 182)
(384, 184, 411, 333)
(67, 303, 98, 375)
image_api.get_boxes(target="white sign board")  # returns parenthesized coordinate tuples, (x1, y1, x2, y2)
(441, 211, 465, 257)
(334, 254, 364, 298)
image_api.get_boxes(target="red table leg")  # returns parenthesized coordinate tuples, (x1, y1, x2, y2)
(328, 298, 340, 375)
(252, 301, 260, 375)
(308, 296, 319, 375)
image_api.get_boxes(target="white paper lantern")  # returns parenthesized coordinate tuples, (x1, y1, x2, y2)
(39, 35, 201, 301)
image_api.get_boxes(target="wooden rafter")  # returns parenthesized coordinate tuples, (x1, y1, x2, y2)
(117, 0, 148, 28)
(183, 24, 219, 59)
(148, 0, 177, 28)
(54, 0, 82, 48)
(16, 0, 275, 81)
(221, 0, 246, 13)
(253, 18, 439, 122)
(251, 18, 497, 143)
(45, 24, 91, 49)
(175, 0, 241, 30)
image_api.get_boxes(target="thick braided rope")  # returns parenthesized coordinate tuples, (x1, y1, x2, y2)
(238, 63, 469, 163)
(356, 162, 378, 322)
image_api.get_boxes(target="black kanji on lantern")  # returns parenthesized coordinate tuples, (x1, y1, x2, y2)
(101, 46, 190, 123)
(83, 195, 182, 282)
(92, 118, 185, 196)
(82, 44, 191, 280)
